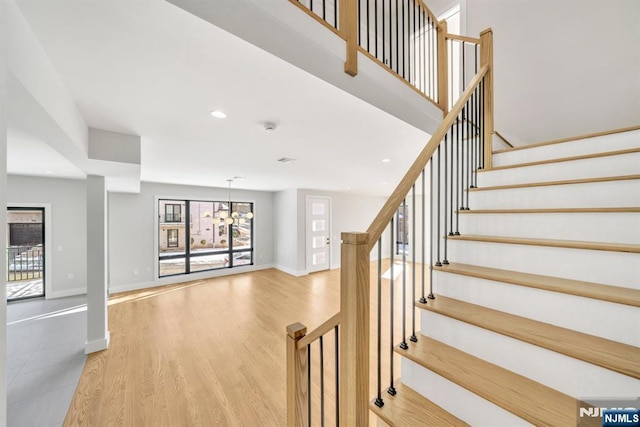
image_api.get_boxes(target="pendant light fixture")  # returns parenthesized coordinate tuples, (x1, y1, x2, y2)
(212, 179, 253, 226)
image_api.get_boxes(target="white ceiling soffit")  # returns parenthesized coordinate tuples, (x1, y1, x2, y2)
(14, 0, 432, 196)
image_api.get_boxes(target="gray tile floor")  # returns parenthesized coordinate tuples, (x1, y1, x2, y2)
(7, 295, 87, 427)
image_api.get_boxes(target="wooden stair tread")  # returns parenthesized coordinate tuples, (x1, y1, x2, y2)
(447, 234, 640, 254)
(470, 174, 640, 191)
(482, 147, 640, 171)
(493, 125, 640, 154)
(459, 207, 640, 214)
(416, 296, 640, 379)
(369, 383, 468, 427)
(398, 336, 583, 426)
(434, 262, 640, 307)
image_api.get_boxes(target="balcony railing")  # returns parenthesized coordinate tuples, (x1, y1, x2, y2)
(7, 246, 44, 282)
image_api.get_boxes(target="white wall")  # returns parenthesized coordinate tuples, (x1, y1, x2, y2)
(465, 0, 640, 145)
(1, 1, 8, 419)
(273, 189, 300, 275)
(7, 175, 87, 298)
(108, 181, 275, 293)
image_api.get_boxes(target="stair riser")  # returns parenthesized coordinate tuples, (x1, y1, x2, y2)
(458, 212, 640, 244)
(418, 311, 640, 398)
(493, 130, 640, 166)
(401, 358, 532, 427)
(447, 239, 640, 288)
(479, 152, 640, 187)
(468, 180, 640, 209)
(433, 271, 639, 346)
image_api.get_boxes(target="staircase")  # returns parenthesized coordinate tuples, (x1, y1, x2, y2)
(370, 128, 640, 426)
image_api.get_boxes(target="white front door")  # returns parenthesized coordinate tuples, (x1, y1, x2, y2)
(306, 197, 331, 273)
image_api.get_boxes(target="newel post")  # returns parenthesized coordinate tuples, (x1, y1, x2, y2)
(341, 0, 358, 76)
(339, 232, 370, 426)
(437, 20, 449, 114)
(480, 27, 494, 169)
(287, 322, 308, 427)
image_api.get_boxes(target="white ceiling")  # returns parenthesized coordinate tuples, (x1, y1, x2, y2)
(11, 0, 431, 196)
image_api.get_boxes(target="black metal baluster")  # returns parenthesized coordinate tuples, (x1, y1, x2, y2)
(388, 0, 392, 66)
(443, 133, 449, 264)
(450, 119, 456, 237)
(460, 103, 467, 210)
(417, 8, 422, 91)
(374, 238, 384, 407)
(410, 184, 418, 342)
(400, 200, 408, 350)
(395, 0, 399, 74)
(465, 100, 471, 210)
(382, 0, 386, 64)
(401, 0, 405, 79)
(322, 0, 326, 20)
(470, 90, 476, 189)
(320, 336, 325, 427)
(374, 0, 378, 57)
(335, 0, 338, 29)
(481, 78, 485, 170)
(335, 324, 340, 426)
(428, 159, 435, 300)
(419, 169, 427, 304)
(388, 217, 397, 395)
(435, 145, 442, 267)
(308, 344, 312, 426)
(426, 14, 430, 96)
(366, 0, 370, 51)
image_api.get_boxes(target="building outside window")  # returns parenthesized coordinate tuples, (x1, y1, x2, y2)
(158, 199, 253, 277)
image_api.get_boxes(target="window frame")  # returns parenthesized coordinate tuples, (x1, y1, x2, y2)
(158, 198, 254, 278)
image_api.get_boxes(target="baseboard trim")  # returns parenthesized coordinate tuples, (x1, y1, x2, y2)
(47, 287, 87, 299)
(274, 265, 308, 277)
(85, 331, 110, 354)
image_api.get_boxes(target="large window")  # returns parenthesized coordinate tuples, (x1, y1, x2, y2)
(158, 199, 254, 277)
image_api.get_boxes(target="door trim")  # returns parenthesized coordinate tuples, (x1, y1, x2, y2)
(8, 203, 52, 299)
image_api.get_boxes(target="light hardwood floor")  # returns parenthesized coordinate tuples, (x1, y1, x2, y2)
(64, 263, 418, 426)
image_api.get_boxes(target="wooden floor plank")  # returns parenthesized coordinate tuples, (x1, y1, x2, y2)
(398, 337, 601, 427)
(416, 296, 640, 379)
(369, 383, 468, 427)
(434, 262, 640, 307)
(448, 234, 640, 253)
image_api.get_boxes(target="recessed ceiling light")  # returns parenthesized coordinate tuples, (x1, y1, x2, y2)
(210, 110, 227, 119)
(382, 158, 391, 163)
(45, 170, 54, 174)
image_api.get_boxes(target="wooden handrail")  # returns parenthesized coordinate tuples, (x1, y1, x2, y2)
(413, 0, 440, 26)
(446, 33, 481, 44)
(297, 312, 341, 349)
(366, 64, 489, 250)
